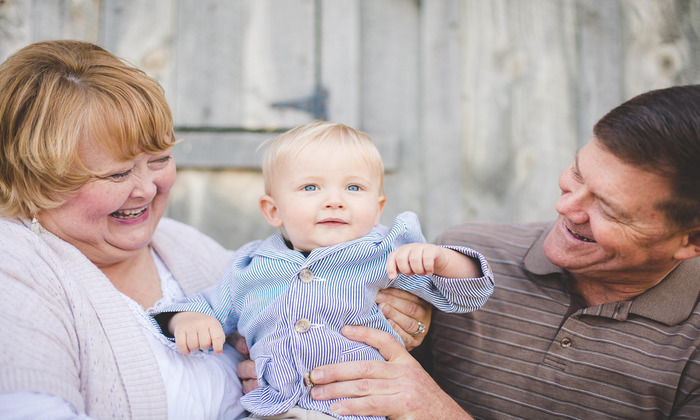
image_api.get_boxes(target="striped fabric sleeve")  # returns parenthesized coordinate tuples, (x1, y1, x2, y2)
(152, 268, 238, 337)
(389, 245, 494, 313)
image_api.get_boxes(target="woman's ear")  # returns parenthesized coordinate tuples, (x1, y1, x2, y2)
(259, 195, 283, 228)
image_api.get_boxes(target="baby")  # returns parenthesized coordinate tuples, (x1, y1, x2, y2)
(154, 121, 494, 420)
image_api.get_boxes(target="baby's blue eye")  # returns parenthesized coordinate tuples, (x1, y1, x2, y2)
(304, 185, 317, 191)
(347, 185, 360, 192)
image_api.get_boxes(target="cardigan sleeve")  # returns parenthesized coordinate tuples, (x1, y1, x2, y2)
(0, 219, 87, 413)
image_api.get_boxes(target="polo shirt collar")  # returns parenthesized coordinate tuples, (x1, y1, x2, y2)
(522, 223, 700, 326)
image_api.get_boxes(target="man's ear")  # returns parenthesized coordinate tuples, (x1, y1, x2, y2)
(374, 195, 387, 225)
(259, 195, 283, 228)
(674, 228, 700, 260)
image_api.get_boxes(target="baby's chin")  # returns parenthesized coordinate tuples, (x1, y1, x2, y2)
(295, 234, 365, 251)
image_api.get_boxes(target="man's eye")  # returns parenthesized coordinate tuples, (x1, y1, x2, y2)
(303, 185, 317, 191)
(347, 185, 360, 192)
(598, 203, 619, 222)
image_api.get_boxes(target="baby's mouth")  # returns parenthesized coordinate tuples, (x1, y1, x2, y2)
(111, 206, 147, 219)
(567, 226, 596, 243)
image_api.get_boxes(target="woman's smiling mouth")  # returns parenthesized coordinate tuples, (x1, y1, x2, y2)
(111, 206, 147, 219)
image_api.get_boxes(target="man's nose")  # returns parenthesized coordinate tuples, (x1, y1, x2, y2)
(555, 187, 590, 224)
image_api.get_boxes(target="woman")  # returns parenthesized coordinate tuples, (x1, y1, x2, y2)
(0, 40, 430, 419)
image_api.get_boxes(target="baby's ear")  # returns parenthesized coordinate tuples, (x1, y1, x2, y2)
(259, 195, 283, 228)
(375, 195, 387, 225)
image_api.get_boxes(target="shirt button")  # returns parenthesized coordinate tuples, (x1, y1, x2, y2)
(299, 268, 314, 283)
(560, 338, 572, 348)
(303, 372, 315, 387)
(295, 318, 311, 333)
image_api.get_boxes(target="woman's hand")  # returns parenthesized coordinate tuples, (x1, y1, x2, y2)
(309, 325, 472, 420)
(229, 333, 260, 394)
(237, 359, 258, 394)
(376, 288, 432, 350)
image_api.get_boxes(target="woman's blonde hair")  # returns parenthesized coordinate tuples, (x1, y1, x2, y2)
(261, 121, 384, 195)
(0, 40, 175, 218)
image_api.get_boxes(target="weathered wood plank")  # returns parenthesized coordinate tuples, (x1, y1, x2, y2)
(100, 0, 174, 93)
(358, 0, 422, 232)
(460, 0, 578, 227)
(0, 0, 32, 61)
(0, 0, 100, 61)
(173, 0, 317, 128)
(172, 0, 248, 127)
(419, 0, 465, 240)
(621, 0, 700, 94)
(321, 0, 361, 125)
(576, 0, 624, 148)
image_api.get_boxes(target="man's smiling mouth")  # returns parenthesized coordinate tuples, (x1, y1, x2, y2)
(567, 226, 596, 243)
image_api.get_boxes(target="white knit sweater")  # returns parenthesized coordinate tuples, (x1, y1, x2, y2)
(0, 216, 233, 419)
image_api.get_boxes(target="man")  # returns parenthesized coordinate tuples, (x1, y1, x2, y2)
(306, 85, 700, 419)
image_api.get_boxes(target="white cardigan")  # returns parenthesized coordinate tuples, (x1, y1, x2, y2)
(0, 216, 233, 419)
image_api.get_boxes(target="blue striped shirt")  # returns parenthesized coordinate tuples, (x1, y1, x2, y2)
(158, 211, 494, 419)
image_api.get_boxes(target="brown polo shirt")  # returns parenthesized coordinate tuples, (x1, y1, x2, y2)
(431, 222, 700, 419)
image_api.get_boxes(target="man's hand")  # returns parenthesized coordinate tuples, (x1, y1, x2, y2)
(308, 325, 473, 420)
(375, 288, 432, 350)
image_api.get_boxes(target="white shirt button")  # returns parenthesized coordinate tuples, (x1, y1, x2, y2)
(299, 268, 314, 283)
(294, 318, 311, 333)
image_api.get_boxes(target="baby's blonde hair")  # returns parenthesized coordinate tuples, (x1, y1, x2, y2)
(261, 121, 384, 195)
(0, 40, 174, 218)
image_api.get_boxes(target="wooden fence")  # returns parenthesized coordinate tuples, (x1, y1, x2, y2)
(2, 0, 699, 249)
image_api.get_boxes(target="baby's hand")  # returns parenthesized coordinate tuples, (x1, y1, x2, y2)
(386, 243, 450, 280)
(169, 311, 226, 355)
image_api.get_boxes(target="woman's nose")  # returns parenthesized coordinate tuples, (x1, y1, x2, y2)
(131, 170, 157, 199)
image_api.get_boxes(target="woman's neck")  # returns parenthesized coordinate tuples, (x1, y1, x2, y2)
(99, 246, 162, 309)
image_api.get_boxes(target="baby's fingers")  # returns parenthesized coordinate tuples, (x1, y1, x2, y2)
(415, 247, 437, 275)
(174, 330, 192, 354)
(386, 251, 399, 280)
(211, 327, 226, 355)
(391, 246, 418, 276)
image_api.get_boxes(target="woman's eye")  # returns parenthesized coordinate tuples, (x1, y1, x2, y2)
(303, 185, 317, 191)
(347, 185, 360, 192)
(108, 170, 131, 181)
(149, 155, 172, 167)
